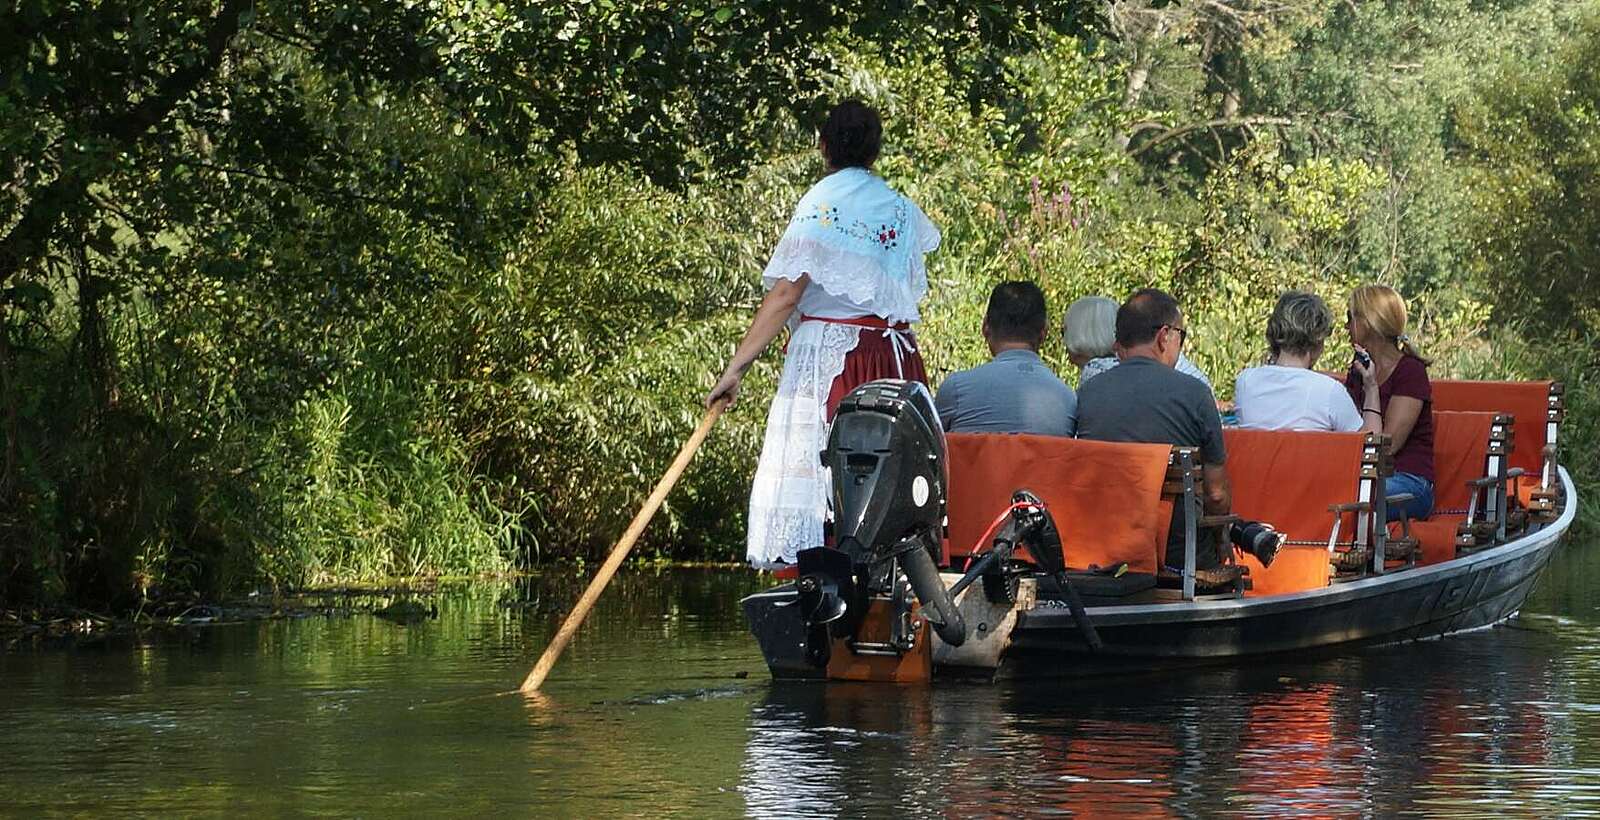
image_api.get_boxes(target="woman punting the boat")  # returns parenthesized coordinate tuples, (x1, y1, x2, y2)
(706, 100, 942, 570)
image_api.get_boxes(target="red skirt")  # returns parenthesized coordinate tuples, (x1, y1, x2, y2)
(802, 315, 929, 420)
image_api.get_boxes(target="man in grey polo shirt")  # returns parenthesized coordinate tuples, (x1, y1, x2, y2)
(934, 281, 1076, 437)
(1076, 288, 1231, 571)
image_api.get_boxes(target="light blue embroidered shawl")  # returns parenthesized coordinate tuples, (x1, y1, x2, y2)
(762, 167, 940, 322)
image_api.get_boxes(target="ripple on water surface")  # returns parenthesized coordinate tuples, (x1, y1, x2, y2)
(2, 555, 1600, 816)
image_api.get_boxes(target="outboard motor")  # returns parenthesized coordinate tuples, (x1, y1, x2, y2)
(947, 489, 1103, 653)
(795, 379, 965, 669)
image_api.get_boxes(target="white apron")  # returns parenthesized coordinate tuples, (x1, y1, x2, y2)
(745, 168, 940, 568)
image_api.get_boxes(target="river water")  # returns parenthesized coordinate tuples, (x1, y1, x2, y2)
(4, 539, 1600, 817)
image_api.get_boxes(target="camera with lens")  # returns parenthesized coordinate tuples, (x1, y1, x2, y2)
(1230, 520, 1284, 567)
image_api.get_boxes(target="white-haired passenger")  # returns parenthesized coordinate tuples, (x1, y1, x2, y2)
(1063, 295, 1214, 394)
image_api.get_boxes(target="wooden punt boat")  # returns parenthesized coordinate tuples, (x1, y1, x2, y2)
(743, 379, 1574, 681)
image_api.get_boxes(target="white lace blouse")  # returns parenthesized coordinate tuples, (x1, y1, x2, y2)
(745, 168, 941, 568)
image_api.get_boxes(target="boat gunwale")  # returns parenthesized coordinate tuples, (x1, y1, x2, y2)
(740, 469, 1575, 626)
(1026, 466, 1578, 627)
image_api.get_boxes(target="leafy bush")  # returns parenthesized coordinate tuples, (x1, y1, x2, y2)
(4, 5, 1598, 610)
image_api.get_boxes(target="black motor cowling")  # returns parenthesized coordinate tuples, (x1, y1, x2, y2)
(825, 379, 948, 564)
(796, 379, 964, 657)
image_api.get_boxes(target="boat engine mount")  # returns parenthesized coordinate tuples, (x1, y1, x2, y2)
(795, 379, 966, 669)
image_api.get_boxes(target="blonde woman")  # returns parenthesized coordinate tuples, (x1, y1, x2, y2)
(1344, 284, 1434, 521)
(1063, 295, 1214, 393)
(1235, 291, 1382, 434)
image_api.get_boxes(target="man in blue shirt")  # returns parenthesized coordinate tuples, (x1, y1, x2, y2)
(934, 282, 1077, 436)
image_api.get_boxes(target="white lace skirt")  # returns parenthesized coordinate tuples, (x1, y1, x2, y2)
(745, 321, 865, 568)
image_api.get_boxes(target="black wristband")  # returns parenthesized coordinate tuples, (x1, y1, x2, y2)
(1362, 408, 1382, 416)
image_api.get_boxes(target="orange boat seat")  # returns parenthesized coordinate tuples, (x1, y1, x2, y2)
(1398, 410, 1512, 564)
(1433, 380, 1562, 513)
(1222, 429, 1379, 596)
(944, 433, 1173, 575)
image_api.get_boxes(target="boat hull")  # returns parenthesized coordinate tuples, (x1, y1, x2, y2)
(742, 468, 1576, 680)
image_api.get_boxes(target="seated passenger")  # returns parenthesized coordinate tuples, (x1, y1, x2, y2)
(1235, 290, 1382, 433)
(1077, 289, 1277, 572)
(1344, 284, 1435, 522)
(1063, 294, 1215, 394)
(935, 281, 1077, 436)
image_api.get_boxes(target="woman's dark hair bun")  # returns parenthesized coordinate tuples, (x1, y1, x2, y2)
(820, 100, 882, 169)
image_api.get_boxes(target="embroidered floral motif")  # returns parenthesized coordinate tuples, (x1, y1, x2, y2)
(796, 197, 907, 249)
(763, 169, 939, 323)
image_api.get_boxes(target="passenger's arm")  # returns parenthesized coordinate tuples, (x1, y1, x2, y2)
(1202, 464, 1231, 515)
(707, 276, 808, 407)
(1356, 406, 1384, 435)
(1196, 385, 1230, 513)
(1350, 355, 1383, 434)
(1385, 395, 1424, 454)
(933, 378, 960, 432)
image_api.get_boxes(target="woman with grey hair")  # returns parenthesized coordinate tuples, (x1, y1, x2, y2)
(1062, 295, 1214, 393)
(1235, 290, 1381, 432)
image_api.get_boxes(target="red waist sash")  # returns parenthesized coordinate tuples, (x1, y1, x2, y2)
(799, 314, 911, 331)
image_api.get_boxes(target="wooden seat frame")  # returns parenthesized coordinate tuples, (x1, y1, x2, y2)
(1457, 413, 1519, 549)
(1528, 382, 1565, 522)
(1165, 447, 1244, 601)
(1325, 433, 1398, 578)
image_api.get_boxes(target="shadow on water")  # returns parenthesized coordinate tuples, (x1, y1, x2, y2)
(2, 546, 1600, 816)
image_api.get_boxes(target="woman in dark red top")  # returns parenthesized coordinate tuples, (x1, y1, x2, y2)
(1343, 284, 1434, 521)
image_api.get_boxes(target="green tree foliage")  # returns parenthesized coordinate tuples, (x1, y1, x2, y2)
(1103, 0, 1591, 291)
(0, 0, 1101, 606)
(1, 0, 1099, 288)
(1, 1, 1596, 609)
(1455, 11, 1600, 337)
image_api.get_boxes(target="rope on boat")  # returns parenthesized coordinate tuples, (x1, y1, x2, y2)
(1278, 506, 1474, 548)
(957, 502, 1034, 567)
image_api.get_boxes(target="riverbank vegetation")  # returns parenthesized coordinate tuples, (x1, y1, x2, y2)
(4, 1, 1598, 610)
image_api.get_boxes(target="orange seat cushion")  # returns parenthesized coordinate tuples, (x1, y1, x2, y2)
(944, 434, 1171, 573)
(1402, 517, 1463, 565)
(1237, 546, 1334, 597)
(1223, 429, 1366, 538)
(1515, 476, 1546, 509)
(1429, 412, 1496, 513)
(1398, 411, 1494, 565)
(1223, 429, 1368, 596)
(1433, 380, 1551, 476)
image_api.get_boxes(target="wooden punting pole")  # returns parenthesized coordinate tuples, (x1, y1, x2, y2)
(520, 398, 728, 693)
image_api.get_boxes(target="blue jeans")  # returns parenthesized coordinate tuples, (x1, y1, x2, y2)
(1387, 471, 1434, 521)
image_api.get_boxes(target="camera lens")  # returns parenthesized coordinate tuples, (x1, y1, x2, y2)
(1230, 521, 1282, 566)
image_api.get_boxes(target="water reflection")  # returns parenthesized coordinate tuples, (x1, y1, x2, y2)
(2, 554, 1600, 816)
(742, 619, 1596, 817)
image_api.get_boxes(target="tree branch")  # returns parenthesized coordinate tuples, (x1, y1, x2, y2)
(1128, 115, 1296, 156)
(90, 0, 254, 144)
(88, 189, 157, 239)
(0, 0, 254, 288)
(254, 24, 321, 55)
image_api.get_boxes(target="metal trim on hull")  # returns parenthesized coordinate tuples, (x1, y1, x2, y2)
(741, 468, 1577, 680)
(1004, 468, 1576, 670)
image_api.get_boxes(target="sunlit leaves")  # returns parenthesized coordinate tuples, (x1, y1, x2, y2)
(1455, 9, 1600, 338)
